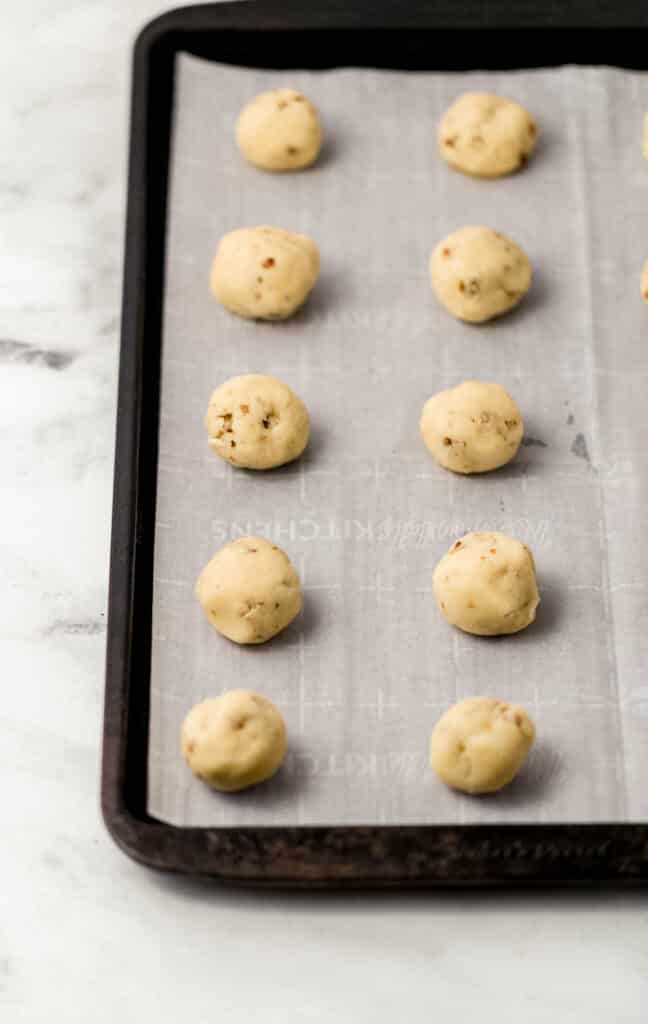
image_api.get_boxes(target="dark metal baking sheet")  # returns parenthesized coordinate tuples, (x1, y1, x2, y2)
(102, 0, 648, 885)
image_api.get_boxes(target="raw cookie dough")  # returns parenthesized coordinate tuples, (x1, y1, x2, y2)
(420, 380, 523, 474)
(196, 536, 302, 644)
(206, 374, 309, 470)
(430, 226, 532, 323)
(236, 88, 323, 171)
(210, 226, 320, 320)
(641, 260, 648, 303)
(433, 531, 540, 636)
(430, 697, 535, 794)
(181, 690, 287, 792)
(439, 93, 537, 178)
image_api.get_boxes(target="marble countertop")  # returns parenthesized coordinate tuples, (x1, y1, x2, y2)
(1, 3, 647, 1020)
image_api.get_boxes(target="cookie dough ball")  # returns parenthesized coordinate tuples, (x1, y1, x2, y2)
(641, 260, 648, 303)
(430, 226, 532, 323)
(210, 226, 319, 321)
(206, 374, 309, 470)
(236, 89, 322, 172)
(196, 536, 301, 644)
(439, 93, 537, 178)
(433, 531, 540, 636)
(430, 697, 535, 794)
(181, 690, 287, 792)
(420, 380, 523, 474)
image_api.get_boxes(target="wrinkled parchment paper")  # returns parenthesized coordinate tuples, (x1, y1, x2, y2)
(148, 55, 648, 826)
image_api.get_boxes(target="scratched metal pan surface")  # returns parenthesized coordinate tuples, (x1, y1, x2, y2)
(102, 0, 648, 884)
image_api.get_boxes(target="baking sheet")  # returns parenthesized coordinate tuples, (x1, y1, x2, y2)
(148, 55, 648, 827)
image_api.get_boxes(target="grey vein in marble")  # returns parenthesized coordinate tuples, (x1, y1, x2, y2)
(0, 339, 76, 369)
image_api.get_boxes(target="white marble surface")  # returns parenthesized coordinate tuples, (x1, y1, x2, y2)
(1, 3, 647, 1021)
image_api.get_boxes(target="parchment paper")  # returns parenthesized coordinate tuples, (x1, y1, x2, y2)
(149, 55, 648, 827)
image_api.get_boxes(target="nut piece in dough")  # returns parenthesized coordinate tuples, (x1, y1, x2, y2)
(196, 536, 301, 644)
(420, 380, 523, 474)
(430, 697, 535, 794)
(210, 226, 319, 321)
(236, 89, 323, 171)
(433, 531, 540, 636)
(430, 226, 531, 323)
(641, 260, 648, 303)
(206, 374, 309, 470)
(181, 690, 287, 792)
(439, 93, 537, 178)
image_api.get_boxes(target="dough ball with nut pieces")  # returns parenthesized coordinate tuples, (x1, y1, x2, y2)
(433, 531, 540, 636)
(430, 696, 535, 794)
(420, 380, 523, 474)
(236, 88, 323, 171)
(430, 226, 531, 323)
(196, 536, 301, 644)
(641, 260, 648, 303)
(210, 226, 319, 321)
(206, 374, 309, 470)
(439, 92, 537, 178)
(181, 690, 287, 792)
